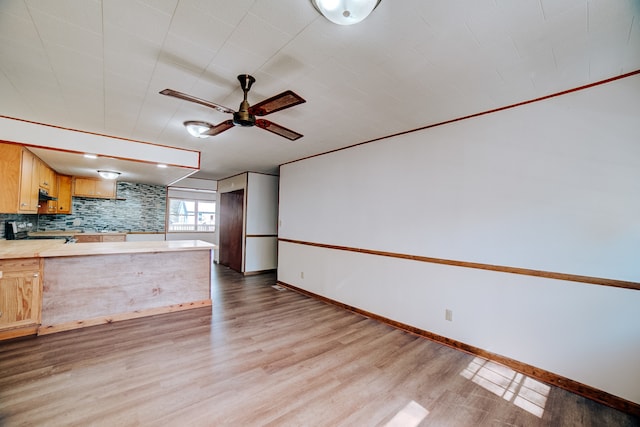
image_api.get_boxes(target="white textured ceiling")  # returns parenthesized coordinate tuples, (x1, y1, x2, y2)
(1, 0, 639, 184)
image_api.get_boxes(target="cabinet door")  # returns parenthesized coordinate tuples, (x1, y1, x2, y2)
(37, 200, 56, 214)
(95, 179, 116, 198)
(73, 177, 116, 198)
(37, 158, 55, 191)
(73, 177, 96, 196)
(102, 235, 126, 242)
(75, 235, 102, 243)
(56, 175, 73, 214)
(0, 271, 40, 327)
(0, 143, 21, 213)
(18, 150, 38, 213)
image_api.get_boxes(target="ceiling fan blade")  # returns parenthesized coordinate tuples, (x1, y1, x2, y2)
(249, 90, 305, 116)
(203, 120, 235, 136)
(255, 119, 303, 141)
(159, 89, 235, 114)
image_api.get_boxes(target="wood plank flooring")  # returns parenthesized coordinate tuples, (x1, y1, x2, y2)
(0, 265, 637, 426)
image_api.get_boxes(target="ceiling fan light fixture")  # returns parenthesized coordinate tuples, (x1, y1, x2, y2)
(311, 0, 380, 25)
(98, 170, 120, 180)
(161, 75, 305, 141)
(184, 120, 214, 138)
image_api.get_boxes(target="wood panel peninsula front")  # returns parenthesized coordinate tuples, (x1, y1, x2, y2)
(0, 240, 215, 339)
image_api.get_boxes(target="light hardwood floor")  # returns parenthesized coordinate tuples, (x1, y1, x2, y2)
(0, 265, 637, 426)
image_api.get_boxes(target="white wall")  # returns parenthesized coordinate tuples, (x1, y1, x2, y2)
(278, 74, 640, 404)
(246, 173, 279, 272)
(246, 173, 278, 235)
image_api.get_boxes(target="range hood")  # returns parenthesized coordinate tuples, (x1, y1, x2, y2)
(38, 188, 57, 201)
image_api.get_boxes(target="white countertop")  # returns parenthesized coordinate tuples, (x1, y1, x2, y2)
(0, 240, 215, 260)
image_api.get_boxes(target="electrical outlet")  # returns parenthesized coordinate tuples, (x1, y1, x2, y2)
(300, 271, 304, 279)
(445, 309, 453, 322)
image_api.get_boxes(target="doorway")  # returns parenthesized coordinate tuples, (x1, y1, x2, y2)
(219, 189, 244, 272)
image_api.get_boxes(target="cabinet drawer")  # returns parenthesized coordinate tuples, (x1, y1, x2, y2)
(75, 235, 102, 243)
(0, 258, 40, 272)
(102, 235, 126, 242)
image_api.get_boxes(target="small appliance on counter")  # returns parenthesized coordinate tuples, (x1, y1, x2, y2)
(5, 221, 29, 240)
(4, 221, 75, 243)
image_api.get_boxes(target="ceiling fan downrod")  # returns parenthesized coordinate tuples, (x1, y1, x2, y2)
(233, 74, 256, 127)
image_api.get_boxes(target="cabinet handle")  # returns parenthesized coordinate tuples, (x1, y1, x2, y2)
(33, 273, 39, 277)
(0, 310, 2, 318)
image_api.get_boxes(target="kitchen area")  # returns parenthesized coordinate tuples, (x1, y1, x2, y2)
(2, 179, 167, 243)
(0, 141, 216, 341)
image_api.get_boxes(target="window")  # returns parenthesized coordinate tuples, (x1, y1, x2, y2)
(168, 198, 216, 232)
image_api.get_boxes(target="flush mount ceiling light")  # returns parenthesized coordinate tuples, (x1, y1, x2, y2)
(311, 0, 381, 25)
(98, 170, 120, 180)
(184, 120, 215, 138)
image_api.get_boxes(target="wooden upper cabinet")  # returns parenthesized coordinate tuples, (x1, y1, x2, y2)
(0, 143, 77, 214)
(95, 179, 117, 198)
(0, 143, 23, 213)
(56, 175, 73, 214)
(0, 143, 38, 213)
(73, 177, 117, 199)
(18, 149, 39, 213)
(72, 177, 95, 197)
(36, 158, 55, 192)
(37, 162, 59, 214)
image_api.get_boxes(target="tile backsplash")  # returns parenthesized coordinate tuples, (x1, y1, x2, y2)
(1, 182, 166, 238)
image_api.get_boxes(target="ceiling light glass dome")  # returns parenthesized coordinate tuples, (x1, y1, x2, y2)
(311, 0, 381, 25)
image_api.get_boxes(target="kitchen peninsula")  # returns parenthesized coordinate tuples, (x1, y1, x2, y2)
(0, 239, 214, 339)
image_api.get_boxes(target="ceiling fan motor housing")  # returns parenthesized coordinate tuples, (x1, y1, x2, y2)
(233, 107, 255, 127)
(234, 76, 257, 126)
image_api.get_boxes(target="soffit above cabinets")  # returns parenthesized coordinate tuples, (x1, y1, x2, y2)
(2, 116, 199, 186)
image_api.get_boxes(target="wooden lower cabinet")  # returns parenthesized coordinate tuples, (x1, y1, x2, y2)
(75, 235, 102, 243)
(75, 234, 126, 243)
(0, 258, 42, 340)
(101, 235, 126, 242)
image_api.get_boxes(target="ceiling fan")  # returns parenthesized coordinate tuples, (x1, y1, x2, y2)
(160, 74, 306, 141)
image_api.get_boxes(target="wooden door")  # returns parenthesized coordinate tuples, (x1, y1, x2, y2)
(219, 189, 244, 272)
